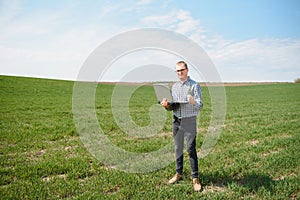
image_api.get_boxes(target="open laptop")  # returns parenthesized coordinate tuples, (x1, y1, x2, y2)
(153, 83, 189, 104)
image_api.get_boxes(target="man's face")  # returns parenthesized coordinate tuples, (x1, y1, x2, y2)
(175, 63, 188, 81)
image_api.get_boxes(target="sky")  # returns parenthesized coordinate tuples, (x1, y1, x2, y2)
(0, 0, 300, 82)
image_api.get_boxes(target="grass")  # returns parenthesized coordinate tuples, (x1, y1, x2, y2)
(0, 75, 299, 199)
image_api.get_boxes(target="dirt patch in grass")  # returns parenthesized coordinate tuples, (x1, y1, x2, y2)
(273, 172, 297, 181)
(246, 140, 260, 146)
(202, 184, 227, 194)
(42, 174, 67, 182)
(261, 148, 282, 157)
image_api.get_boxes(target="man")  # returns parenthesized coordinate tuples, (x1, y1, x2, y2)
(161, 61, 203, 192)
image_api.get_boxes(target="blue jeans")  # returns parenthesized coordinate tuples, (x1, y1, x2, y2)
(173, 115, 199, 179)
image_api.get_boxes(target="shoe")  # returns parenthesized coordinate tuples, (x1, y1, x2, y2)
(193, 178, 201, 192)
(168, 173, 182, 184)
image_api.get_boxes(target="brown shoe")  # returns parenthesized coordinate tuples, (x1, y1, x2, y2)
(193, 178, 201, 192)
(168, 173, 182, 184)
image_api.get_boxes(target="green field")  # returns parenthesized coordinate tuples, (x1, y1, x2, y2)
(1, 75, 299, 199)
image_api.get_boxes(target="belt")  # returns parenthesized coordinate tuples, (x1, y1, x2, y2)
(173, 115, 181, 123)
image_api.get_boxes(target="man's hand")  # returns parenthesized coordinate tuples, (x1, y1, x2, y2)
(161, 98, 169, 109)
(187, 95, 196, 105)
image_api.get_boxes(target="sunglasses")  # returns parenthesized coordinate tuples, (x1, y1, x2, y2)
(176, 68, 187, 73)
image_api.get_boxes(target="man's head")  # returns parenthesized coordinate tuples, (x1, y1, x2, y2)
(175, 61, 189, 82)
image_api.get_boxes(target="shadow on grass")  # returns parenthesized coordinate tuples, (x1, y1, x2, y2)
(200, 171, 276, 193)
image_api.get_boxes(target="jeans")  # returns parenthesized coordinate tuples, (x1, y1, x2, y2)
(173, 115, 199, 178)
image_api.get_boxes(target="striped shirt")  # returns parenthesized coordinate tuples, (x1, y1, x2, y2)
(172, 76, 203, 118)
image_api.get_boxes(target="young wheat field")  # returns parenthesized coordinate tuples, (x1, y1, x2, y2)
(0, 75, 299, 199)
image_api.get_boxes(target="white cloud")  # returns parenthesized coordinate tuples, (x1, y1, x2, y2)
(210, 38, 300, 68)
(0, 1, 299, 82)
(141, 10, 177, 27)
(136, 0, 154, 6)
(0, 0, 22, 25)
(0, 1, 131, 80)
(141, 9, 300, 81)
(141, 10, 204, 35)
(207, 38, 300, 81)
(175, 10, 200, 34)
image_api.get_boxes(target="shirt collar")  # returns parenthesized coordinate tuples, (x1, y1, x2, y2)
(180, 76, 190, 85)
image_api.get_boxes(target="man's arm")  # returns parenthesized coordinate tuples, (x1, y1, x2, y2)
(189, 84, 203, 109)
(160, 98, 179, 111)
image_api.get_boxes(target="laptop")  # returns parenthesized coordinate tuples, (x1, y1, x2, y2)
(153, 83, 189, 104)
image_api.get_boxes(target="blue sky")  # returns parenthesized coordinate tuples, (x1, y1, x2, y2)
(0, 0, 299, 82)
